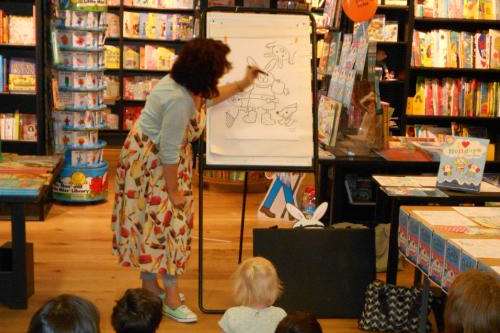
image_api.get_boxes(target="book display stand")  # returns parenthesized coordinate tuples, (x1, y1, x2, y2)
(50, 0, 109, 203)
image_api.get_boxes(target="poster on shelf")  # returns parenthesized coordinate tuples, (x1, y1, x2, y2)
(257, 173, 304, 221)
(205, 11, 314, 167)
(437, 136, 489, 193)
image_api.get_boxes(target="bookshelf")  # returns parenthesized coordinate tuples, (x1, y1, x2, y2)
(403, 0, 500, 162)
(101, 0, 196, 146)
(0, 0, 46, 154)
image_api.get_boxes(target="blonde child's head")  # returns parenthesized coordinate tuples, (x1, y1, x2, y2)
(232, 257, 283, 307)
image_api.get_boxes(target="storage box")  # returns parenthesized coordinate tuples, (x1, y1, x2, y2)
(443, 241, 461, 291)
(417, 223, 432, 274)
(398, 209, 409, 255)
(407, 215, 420, 264)
(430, 233, 446, 285)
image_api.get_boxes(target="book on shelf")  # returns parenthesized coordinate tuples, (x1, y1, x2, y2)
(106, 13, 120, 38)
(384, 0, 407, 5)
(6, 58, 36, 93)
(412, 29, 499, 69)
(318, 95, 342, 147)
(408, 77, 499, 117)
(102, 108, 119, 130)
(0, 112, 37, 142)
(123, 76, 161, 101)
(104, 45, 120, 69)
(0, 8, 36, 45)
(104, 75, 119, 104)
(108, 0, 121, 5)
(123, 11, 193, 41)
(123, 106, 142, 130)
(415, 0, 499, 19)
(122, 44, 175, 70)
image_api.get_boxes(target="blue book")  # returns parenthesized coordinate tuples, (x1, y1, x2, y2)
(430, 233, 445, 285)
(459, 250, 477, 273)
(437, 136, 490, 192)
(443, 241, 460, 291)
(417, 224, 432, 274)
(398, 209, 409, 256)
(407, 216, 420, 264)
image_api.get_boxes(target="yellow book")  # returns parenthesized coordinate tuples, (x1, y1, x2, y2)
(123, 46, 140, 69)
(487, 144, 495, 161)
(406, 97, 414, 115)
(463, 0, 479, 19)
(104, 45, 120, 69)
(13, 111, 19, 140)
(157, 47, 174, 70)
(146, 13, 157, 40)
(413, 78, 425, 115)
(483, 0, 494, 19)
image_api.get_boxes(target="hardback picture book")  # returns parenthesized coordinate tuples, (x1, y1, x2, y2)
(318, 95, 342, 147)
(474, 33, 490, 68)
(8, 15, 35, 45)
(106, 13, 120, 38)
(384, 21, 398, 42)
(8, 58, 36, 93)
(123, 106, 142, 130)
(104, 45, 120, 69)
(124, 46, 140, 69)
(0, 174, 45, 197)
(489, 29, 500, 68)
(437, 136, 490, 192)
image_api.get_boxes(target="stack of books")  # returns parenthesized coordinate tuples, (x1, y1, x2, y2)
(123, 44, 175, 70)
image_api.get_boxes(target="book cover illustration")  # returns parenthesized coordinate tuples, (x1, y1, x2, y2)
(418, 223, 432, 274)
(399, 209, 410, 256)
(474, 33, 490, 69)
(443, 241, 461, 291)
(0, 174, 45, 196)
(407, 216, 420, 264)
(430, 232, 446, 285)
(437, 136, 490, 192)
(318, 95, 341, 147)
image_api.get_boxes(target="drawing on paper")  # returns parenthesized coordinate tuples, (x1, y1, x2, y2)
(225, 42, 298, 129)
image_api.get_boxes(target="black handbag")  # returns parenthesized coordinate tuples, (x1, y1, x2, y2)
(358, 280, 433, 332)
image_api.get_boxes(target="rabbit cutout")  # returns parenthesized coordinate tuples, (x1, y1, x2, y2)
(286, 202, 328, 228)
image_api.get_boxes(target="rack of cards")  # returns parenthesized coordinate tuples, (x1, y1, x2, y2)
(51, 0, 109, 203)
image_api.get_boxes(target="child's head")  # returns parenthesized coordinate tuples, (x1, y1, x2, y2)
(275, 311, 323, 333)
(28, 294, 100, 333)
(444, 269, 500, 333)
(233, 256, 282, 307)
(111, 288, 162, 333)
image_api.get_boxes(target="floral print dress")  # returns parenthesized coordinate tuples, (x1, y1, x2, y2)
(112, 108, 205, 276)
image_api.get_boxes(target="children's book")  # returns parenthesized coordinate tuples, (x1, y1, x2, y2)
(367, 15, 385, 42)
(8, 58, 36, 93)
(318, 95, 342, 147)
(489, 29, 500, 69)
(474, 33, 490, 69)
(463, 0, 480, 18)
(460, 32, 474, 68)
(384, 21, 398, 42)
(106, 13, 120, 38)
(123, 12, 140, 38)
(326, 32, 342, 75)
(104, 45, 120, 69)
(437, 136, 490, 192)
(448, 31, 460, 68)
(124, 46, 140, 69)
(8, 15, 35, 45)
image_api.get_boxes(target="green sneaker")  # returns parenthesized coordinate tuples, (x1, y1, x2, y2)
(159, 292, 185, 303)
(163, 304, 198, 323)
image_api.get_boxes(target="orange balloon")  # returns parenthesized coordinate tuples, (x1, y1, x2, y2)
(342, 0, 378, 22)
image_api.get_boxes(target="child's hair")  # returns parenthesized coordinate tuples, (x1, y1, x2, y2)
(27, 294, 100, 333)
(444, 269, 500, 333)
(233, 256, 283, 307)
(275, 311, 323, 333)
(111, 288, 162, 333)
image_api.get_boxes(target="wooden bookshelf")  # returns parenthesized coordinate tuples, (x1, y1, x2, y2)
(100, 0, 196, 147)
(0, 0, 46, 154)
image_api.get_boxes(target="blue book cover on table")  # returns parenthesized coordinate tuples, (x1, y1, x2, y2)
(398, 209, 409, 256)
(430, 233, 446, 285)
(407, 216, 420, 264)
(459, 250, 477, 273)
(443, 241, 460, 291)
(437, 136, 489, 192)
(417, 224, 432, 274)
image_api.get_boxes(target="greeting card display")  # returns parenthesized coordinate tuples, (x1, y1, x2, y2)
(51, 1, 108, 203)
(437, 136, 489, 192)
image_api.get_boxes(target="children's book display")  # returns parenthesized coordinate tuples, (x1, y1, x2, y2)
(51, 0, 109, 203)
(437, 136, 489, 192)
(414, 0, 500, 19)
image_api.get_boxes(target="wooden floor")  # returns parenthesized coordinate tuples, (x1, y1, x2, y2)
(0, 149, 414, 332)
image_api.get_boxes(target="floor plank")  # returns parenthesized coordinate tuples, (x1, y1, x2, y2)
(0, 149, 414, 332)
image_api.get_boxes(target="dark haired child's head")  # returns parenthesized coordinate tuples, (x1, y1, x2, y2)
(275, 311, 323, 333)
(444, 269, 500, 333)
(111, 288, 162, 333)
(28, 294, 100, 333)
